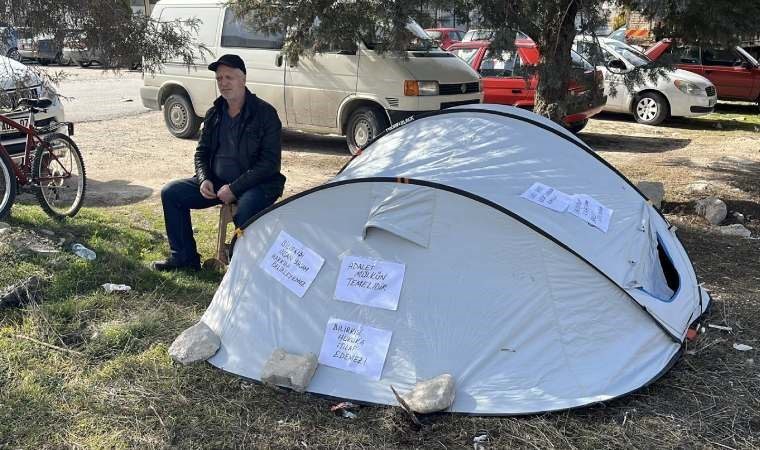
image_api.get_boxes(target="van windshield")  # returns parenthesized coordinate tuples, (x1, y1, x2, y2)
(363, 20, 438, 51)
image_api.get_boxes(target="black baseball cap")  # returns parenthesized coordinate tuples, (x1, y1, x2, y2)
(208, 54, 246, 74)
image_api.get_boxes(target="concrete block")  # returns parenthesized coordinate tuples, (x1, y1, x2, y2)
(401, 374, 456, 414)
(261, 348, 317, 392)
(168, 321, 221, 365)
(718, 224, 752, 238)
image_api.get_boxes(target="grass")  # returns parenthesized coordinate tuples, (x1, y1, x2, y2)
(1, 196, 759, 448)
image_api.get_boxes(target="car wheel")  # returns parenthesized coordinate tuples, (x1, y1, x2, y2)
(52, 52, 63, 65)
(634, 92, 669, 125)
(163, 93, 202, 139)
(346, 106, 388, 155)
(566, 119, 588, 134)
(6, 48, 20, 61)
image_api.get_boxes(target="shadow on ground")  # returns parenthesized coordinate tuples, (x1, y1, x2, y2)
(84, 179, 154, 207)
(581, 131, 691, 153)
(662, 156, 760, 195)
(282, 130, 349, 156)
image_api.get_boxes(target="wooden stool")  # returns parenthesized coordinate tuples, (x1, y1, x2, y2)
(214, 203, 238, 266)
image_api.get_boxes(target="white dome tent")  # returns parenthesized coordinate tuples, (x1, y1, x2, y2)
(199, 104, 710, 415)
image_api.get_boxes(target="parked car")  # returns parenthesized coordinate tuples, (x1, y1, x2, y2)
(0, 23, 20, 61)
(574, 37, 717, 125)
(424, 28, 463, 50)
(0, 55, 66, 156)
(646, 39, 760, 105)
(142, 0, 482, 153)
(17, 30, 64, 65)
(448, 38, 605, 133)
(461, 29, 530, 42)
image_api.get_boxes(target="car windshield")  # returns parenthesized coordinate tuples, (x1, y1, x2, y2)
(605, 40, 651, 67)
(451, 47, 479, 64)
(364, 20, 437, 51)
(426, 30, 442, 40)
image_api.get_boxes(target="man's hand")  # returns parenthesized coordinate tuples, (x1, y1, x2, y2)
(200, 180, 216, 199)
(217, 184, 237, 204)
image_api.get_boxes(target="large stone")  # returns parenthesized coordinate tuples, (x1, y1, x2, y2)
(718, 224, 752, 238)
(400, 374, 456, 414)
(168, 321, 221, 365)
(695, 197, 727, 225)
(636, 181, 665, 209)
(261, 348, 318, 392)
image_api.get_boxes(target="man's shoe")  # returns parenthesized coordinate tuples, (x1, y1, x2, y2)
(151, 258, 200, 272)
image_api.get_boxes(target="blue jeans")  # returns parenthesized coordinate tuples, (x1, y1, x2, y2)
(160, 177, 275, 266)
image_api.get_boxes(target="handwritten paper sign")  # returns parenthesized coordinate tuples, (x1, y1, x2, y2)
(520, 182, 572, 212)
(334, 256, 406, 310)
(569, 194, 613, 233)
(318, 318, 392, 380)
(260, 230, 325, 298)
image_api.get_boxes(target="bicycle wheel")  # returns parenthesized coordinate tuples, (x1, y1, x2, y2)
(33, 133, 86, 219)
(0, 150, 17, 219)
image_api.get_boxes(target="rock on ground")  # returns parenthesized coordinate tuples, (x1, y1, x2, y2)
(261, 348, 318, 392)
(695, 197, 727, 225)
(400, 374, 456, 414)
(0, 276, 46, 309)
(718, 224, 752, 238)
(168, 321, 221, 365)
(636, 181, 665, 209)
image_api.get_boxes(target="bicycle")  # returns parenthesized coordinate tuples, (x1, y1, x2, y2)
(0, 97, 86, 220)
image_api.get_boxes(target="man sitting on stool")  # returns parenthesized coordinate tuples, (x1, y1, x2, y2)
(153, 54, 285, 271)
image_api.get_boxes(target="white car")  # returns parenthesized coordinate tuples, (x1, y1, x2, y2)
(0, 56, 66, 158)
(574, 36, 717, 125)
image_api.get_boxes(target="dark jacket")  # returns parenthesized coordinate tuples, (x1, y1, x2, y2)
(194, 88, 286, 200)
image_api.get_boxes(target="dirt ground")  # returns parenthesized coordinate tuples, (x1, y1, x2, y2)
(77, 107, 760, 216)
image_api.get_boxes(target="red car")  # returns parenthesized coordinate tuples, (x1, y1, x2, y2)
(646, 39, 760, 104)
(448, 38, 605, 133)
(424, 28, 464, 50)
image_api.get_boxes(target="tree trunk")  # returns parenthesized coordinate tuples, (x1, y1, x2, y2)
(533, 0, 578, 123)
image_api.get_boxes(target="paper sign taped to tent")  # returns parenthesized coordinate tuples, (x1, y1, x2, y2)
(334, 256, 406, 310)
(318, 318, 392, 380)
(569, 194, 613, 232)
(260, 230, 325, 298)
(520, 182, 572, 212)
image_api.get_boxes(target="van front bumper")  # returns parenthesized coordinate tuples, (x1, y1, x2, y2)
(387, 98, 480, 125)
(140, 86, 161, 110)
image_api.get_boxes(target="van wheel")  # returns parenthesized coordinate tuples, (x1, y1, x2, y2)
(346, 106, 388, 155)
(7, 48, 20, 61)
(634, 92, 669, 125)
(164, 94, 201, 139)
(566, 119, 588, 134)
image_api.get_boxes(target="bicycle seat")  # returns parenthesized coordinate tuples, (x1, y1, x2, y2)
(18, 98, 53, 109)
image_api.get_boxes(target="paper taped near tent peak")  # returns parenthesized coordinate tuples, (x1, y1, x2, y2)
(200, 104, 709, 415)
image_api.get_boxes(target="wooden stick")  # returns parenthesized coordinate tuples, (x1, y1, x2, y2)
(13, 334, 83, 356)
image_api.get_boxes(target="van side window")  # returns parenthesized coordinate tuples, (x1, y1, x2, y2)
(221, 9, 283, 49)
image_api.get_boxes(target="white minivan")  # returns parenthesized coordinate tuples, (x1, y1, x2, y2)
(140, 0, 482, 153)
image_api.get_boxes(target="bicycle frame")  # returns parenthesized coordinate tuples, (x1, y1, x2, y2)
(0, 107, 73, 187)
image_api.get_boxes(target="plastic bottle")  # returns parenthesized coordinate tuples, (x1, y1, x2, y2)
(71, 243, 96, 261)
